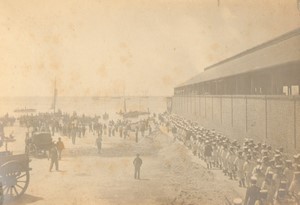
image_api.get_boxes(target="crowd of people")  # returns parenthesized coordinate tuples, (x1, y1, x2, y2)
(161, 113, 300, 205)
(17, 111, 157, 174)
(19, 111, 154, 142)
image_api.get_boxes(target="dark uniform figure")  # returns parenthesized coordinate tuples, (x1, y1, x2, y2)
(171, 126, 177, 142)
(49, 143, 59, 172)
(56, 137, 65, 160)
(204, 141, 213, 169)
(133, 154, 143, 179)
(245, 177, 260, 205)
(96, 136, 102, 154)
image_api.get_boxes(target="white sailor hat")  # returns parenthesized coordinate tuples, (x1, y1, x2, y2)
(232, 198, 243, 205)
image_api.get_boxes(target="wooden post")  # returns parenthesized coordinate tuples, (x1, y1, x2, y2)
(246, 96, 248, 132)
(271, 71, 274, 95)
(212, 96, 214, 120)
(235, 77, 238, 95)
(205, 95, 207, 119)
(265, 96, 268, 140)
(194, 95, 197, 117)
(220, 96, 223, 124)
(294, 98, 297, 149)
(231, 95, 233, 127)
(250, 75, 254, 95)
(199, 95, 201, 117)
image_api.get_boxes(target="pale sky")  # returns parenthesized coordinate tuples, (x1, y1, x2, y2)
(0, 0, 299, 97)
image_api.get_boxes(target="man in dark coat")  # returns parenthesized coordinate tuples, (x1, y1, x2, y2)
(56, 137, 65, 160)
(244, 177, 260, 205)
(204, 141, 213, 169)
(96, 135, 102, 154)
(133, 154, 143, 179)
(49, 143, 59, 172)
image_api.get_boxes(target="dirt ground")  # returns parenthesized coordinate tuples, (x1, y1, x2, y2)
(3, 125, 245, 205)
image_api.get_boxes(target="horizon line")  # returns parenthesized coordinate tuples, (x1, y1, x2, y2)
(0, 95, 171, 98)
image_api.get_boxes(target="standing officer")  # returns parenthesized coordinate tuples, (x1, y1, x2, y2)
(133, 154, 143, 179)
(56, 137, 65, 160)
(234, 151, 246, 187)
(204, 140, 213, 169)
(244, 177, 261, 205)
(49, 142, 59, 172)
(96, 135, 102, 154)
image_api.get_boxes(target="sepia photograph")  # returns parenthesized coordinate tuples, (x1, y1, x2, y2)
(0, 0, 300, 204)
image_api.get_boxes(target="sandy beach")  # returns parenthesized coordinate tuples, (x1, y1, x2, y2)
(3, 124, 245, 205)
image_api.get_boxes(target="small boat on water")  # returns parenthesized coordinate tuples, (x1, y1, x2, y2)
(116, 98, 150, 118)
(122, 110, 150, 118)
(14, 108, 36, 113)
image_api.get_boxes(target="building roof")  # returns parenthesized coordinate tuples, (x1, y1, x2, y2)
(176, 28, 300, 88)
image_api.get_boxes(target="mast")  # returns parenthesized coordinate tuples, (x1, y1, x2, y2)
(122, 84, 126, 113)
(51, 78, 57, 114)
(124, 98, 127, 113)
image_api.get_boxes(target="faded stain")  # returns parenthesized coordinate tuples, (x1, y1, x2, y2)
(210, 43, 220, 51)
(97, 64, 108, 77)
(162, 75, 173, 87)
(44, 34, 62, 45)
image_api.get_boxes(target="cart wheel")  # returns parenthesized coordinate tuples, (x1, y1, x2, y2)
(0, 161, 30, 200)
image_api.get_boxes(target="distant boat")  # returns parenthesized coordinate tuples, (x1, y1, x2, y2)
(14, 108, 36, 113)
(116, 98, 150, 118)
(123, 110, 150, 118)
(116, 110, 150, 118)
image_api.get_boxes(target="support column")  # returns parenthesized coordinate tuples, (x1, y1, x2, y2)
(246, 96, 248, 132)
(294, 98, 297, 149)
(231, 96, 233, 127)
(265, 96, 268, 140)
(220, 96, 223, 124)
(205, 95, 207, 119)
(212, 96, 214, 119)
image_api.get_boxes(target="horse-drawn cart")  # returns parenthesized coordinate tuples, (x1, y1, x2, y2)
(25, 131, 52, 157)
(0, 152, 31, 200)
(0, 138, 31, 203)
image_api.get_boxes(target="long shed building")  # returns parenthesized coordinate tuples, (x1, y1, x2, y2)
(175, 28, 300, 96)
(172, 28, 300, 153)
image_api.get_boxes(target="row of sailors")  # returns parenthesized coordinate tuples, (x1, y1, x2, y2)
(164, 114, 300, 205)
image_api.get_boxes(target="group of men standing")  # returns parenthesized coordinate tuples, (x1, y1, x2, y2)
(163, 113, 300, 205)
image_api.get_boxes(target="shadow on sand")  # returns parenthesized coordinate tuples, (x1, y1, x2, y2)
(63, 138, 160, 159)
(5, 194, 44, 205)
(138, 178, 150, 181)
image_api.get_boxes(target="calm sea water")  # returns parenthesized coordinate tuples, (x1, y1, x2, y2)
(0, 96, 167, 118)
